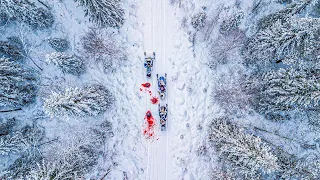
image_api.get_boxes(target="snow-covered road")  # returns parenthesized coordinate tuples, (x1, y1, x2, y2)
(142, 0, 174, 179)
(139, 0, 212, 179)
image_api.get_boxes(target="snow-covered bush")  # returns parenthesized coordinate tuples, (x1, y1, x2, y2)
(81, 28, 127, 72)
(219, 12, 243, 35)
(191, 11, 206, 30)
(248, 68, 320, 120)
(74, 0, 124, 28)
(46, 52, 86, 76)
(0, 58, 39, 109)
(209, 30, 245, 67)
(48, 38, 69, 52)
(243, 18, 320, 67)
(92, 120, 113, 144)
(212, 69, 252, 115)
(208, 117, 279, 178)
(0, 0, 54, 29)
(44, 85, 114, 118)
(0, 41, 24, 60)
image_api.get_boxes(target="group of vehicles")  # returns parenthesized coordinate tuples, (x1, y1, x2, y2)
(144, 52, 168, 131)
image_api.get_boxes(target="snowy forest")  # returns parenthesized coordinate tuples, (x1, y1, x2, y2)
(0, 0, 319, 179)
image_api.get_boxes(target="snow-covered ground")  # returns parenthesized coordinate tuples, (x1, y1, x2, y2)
(2, 0, 320, 179)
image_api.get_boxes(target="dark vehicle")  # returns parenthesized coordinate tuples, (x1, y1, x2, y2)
(157, 73, 167, 100)
(159, 104, 168, 131)
(144, 52, 155, 78)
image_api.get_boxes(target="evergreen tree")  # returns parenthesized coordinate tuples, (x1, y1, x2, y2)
(243, 18, 320, 67)
(0, 58, 39, 109)
(44, 85, 114, 118)
(274, 148, 320, 179)
(48, 38, 69, 52)
(0, 0, 54, 29)
(258, 0, 312, 30)
(0, 131, 27, 155)
(0, 125, 44, 156)
(74, 0, 124, 28)
(208, 117, 279, 178)
(249, 68, 320, 119)
(0, 41, 24, 60)
(46, 52, 86, 76)
(24, 126, 103, 179)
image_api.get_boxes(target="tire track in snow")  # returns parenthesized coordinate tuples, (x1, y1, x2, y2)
(146, 0, 157, 178)
(155, 0, 170, 179)
(143, 0, 153, 179)
(163, 1, 169, 179)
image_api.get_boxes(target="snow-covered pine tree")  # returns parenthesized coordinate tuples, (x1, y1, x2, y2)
(274, 148, 320, 179)
(0, 118, 16, 136)
(48, 38, 69, 52)
(208, 117, 279, 178)
(258, 0, 312, 30)
(1, 126, 47, 179)
(22, 126, 102, 179)
(74, 0, 124, 28)
(24, 159, 81, 180)
(0, 131, 27, 155)
(0, 58, 39, 109)
(0, 0, 54, 29)
(44, 85, 114, 118)
(0, 125, 44, 156)
(46, 52, 85, 76)
(0, 12, 8, 25)
(3, 151, 42, 179)
(311, 0, 320, 17)
(250, 68, 320, 119)
(0, 41, 24, 60)
(243, 17, 320, 67)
